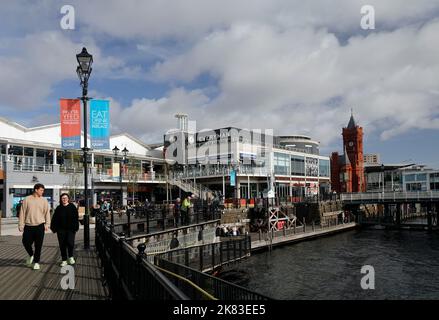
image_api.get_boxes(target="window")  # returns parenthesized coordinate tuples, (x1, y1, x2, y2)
(406, 183, 426, 192)
(319, 159, 330, 177)
(404, 174, 416, 183)
(24, 147, 34, 157)
(274, 152, 289, 175)
(291, 155, 305, 176)
(416, 174, 427, 181)
(430, 183, 439, 191)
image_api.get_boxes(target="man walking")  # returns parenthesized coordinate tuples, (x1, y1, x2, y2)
(18, 183, 51, 270)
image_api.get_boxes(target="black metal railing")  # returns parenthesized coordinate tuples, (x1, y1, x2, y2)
(155, 236, 251, 272)
(109, 205, 223, 237)
(95, 213, 189, 300)
(155, 257, 270, 300)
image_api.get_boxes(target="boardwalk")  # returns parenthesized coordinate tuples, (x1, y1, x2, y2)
(0, 231, 108, 300)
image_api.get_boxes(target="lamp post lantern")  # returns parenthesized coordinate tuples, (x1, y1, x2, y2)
(113, 145, 129, 207)
(76, 47, 93, 249)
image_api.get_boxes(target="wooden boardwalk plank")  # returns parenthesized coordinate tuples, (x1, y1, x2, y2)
(0, 232, 108, 300)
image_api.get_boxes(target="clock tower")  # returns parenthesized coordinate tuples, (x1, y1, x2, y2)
(341, 111, 366, 192)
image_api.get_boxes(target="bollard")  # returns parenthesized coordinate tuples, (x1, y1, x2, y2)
(259, 229, 262, 241)
(312, 221, 315, 232)
(303, 217, 306, 233)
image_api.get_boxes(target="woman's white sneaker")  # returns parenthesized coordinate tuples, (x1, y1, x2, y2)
(32, 263, 41, 270)
(60, 261, 68, 267)
(67, 257, 75, 265)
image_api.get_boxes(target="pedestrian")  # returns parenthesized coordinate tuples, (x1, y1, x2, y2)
(174, 198, 181, 227)
(16, 200, 23, 219)
(18, 183, 51, 270)
(181, 196, 191, 225)
(50, 193, 79, 266)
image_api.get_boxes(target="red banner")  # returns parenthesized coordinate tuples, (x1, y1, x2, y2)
(60, 99, 81, 149)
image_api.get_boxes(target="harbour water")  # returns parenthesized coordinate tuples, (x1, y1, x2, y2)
(229, 228, 439, 299)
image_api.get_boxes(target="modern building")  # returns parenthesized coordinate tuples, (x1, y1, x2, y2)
(0, 117, 168, 218)
(164, 115, 331, 201)
(364, 163, 439, 193)
(330, 112, 366, 193)
(364, 153, 380, 165)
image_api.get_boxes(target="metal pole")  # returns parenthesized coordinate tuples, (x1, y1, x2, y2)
(82, 93, 90, 249)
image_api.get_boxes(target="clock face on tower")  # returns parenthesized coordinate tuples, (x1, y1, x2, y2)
(348, 141, 354, 147)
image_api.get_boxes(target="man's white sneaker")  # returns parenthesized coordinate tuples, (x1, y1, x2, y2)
(60, 261, 68, 267)
(32, 263, 41, 270)
(25, 256, 34, 267)
(67, 257, 75, 265)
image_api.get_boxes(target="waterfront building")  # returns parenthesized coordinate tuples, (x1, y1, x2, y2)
(164, 115, 331, 202)
(0, 117, 168, 218)
(364, 153, 380, 165)
(364, 163, 439, 193)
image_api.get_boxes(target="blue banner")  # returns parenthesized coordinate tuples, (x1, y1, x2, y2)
(90, 100, 110, 149)
(230, 170, 236, 187)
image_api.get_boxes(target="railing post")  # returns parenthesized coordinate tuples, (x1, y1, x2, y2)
(211, 243, 215, 270)
(219, 241, 223, 266)
(303, 217, 306, 233)
(199, 245, 204, 271)
(146, 208, 150, 234)
(127, 209, 131, 237)
(185, 248, 189, 267)
(162, 207, 166, 231)
(136, 243, 146, 299)
(118, 233, 126, 298)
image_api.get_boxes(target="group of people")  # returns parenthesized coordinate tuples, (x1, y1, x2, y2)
(173, 195, 193, 227)
(18, 183, 79, 270)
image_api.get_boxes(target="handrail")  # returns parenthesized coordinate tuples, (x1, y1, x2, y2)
(126, 219, 221, 241)
(95, 215, 189, 300)
(154, 264, 218, 300)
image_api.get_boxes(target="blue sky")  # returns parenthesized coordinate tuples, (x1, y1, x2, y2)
(0, 0, 438, 168)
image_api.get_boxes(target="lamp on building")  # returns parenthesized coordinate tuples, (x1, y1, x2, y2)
(76, 47, 93, 250)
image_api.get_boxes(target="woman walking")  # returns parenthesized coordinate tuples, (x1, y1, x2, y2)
(51, 193, 79, 266)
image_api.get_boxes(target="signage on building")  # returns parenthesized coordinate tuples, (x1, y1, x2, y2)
(230, 169, 236, 186)
(90, 100, 110, 149)
(60, 99, 81, 149)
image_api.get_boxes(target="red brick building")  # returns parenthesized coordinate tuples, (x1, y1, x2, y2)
(330, 113, 366, 193)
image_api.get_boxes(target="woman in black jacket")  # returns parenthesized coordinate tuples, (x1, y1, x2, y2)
(51, 193, 79, 266)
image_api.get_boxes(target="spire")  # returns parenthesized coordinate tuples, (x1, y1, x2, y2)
(347, 108, 356, 129)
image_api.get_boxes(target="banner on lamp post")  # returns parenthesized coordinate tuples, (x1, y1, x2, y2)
(60, 99, 81, 149)
(90, 100, 110, 149)
(112, 162, 120, 182)
(230, 169, 236, 187)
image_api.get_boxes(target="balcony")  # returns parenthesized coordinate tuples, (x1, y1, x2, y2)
(171, 166, 271, 179)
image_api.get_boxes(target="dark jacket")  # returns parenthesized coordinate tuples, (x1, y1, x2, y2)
(51, 203, 80, 233)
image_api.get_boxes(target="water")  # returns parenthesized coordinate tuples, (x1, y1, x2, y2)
(231, 229, 439, 299)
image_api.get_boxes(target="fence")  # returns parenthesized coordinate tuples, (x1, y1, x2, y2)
(95, 213, 189, 300)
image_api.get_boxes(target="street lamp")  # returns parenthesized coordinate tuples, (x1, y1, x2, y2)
(113, 145, 129, 207)
(76, 47, 93, 249)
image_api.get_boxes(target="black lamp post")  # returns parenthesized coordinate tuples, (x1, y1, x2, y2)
(113, 145, 129, 207)
(76, 47, 93, 249)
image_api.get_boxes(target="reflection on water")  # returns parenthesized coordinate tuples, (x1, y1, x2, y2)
(231, 229, 439, 299)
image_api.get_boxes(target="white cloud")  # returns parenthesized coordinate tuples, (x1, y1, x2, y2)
(0, 0, 438, 155)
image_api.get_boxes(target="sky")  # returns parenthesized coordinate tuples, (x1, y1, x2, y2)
(0, 0, 438, 168)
